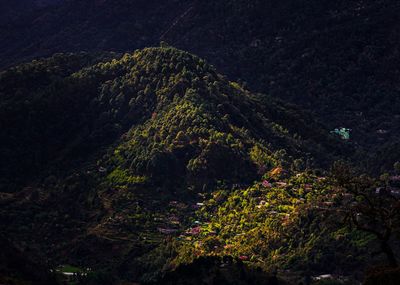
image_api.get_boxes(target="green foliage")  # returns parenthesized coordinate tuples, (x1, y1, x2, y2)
(0, 46, 392, 285)
(0, 46, 341, 191)
(0, 47, 342, 284)
(171, 170, 380, 278)
(106, 168, 147, 186)
(249, 145, 276, 172)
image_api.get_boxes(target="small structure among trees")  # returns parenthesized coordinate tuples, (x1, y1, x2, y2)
(331, 128, 351, 140)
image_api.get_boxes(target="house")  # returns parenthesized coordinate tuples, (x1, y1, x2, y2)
(186, 226, 201, 235)
(262, 180, 272, 188)
(390, 188, 400, 197)
(304, 184, 313, 190)
(331, 128, 351, 140)
(167, 215, 180, 225)
(270, 167, 284, 177)
(176, 202, 188, 210)
(390, 175, 400, 181)
(313, 274, 333, 281)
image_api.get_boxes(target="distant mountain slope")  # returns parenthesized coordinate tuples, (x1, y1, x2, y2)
(165, 0, 400, 170)
(0, 0, 190, 67)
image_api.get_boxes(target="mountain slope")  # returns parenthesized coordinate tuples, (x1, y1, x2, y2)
(0, 46, 346, 192)
(0, 51, 121, 191)
(0, 47, 348, 283)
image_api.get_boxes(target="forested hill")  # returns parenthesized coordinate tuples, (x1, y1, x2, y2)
(0, 47, 357, 284)
(0, 47, 345, 193)
(1, 0, 400, 171)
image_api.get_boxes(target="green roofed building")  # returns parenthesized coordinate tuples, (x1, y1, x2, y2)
(331, 128, 351, 140)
